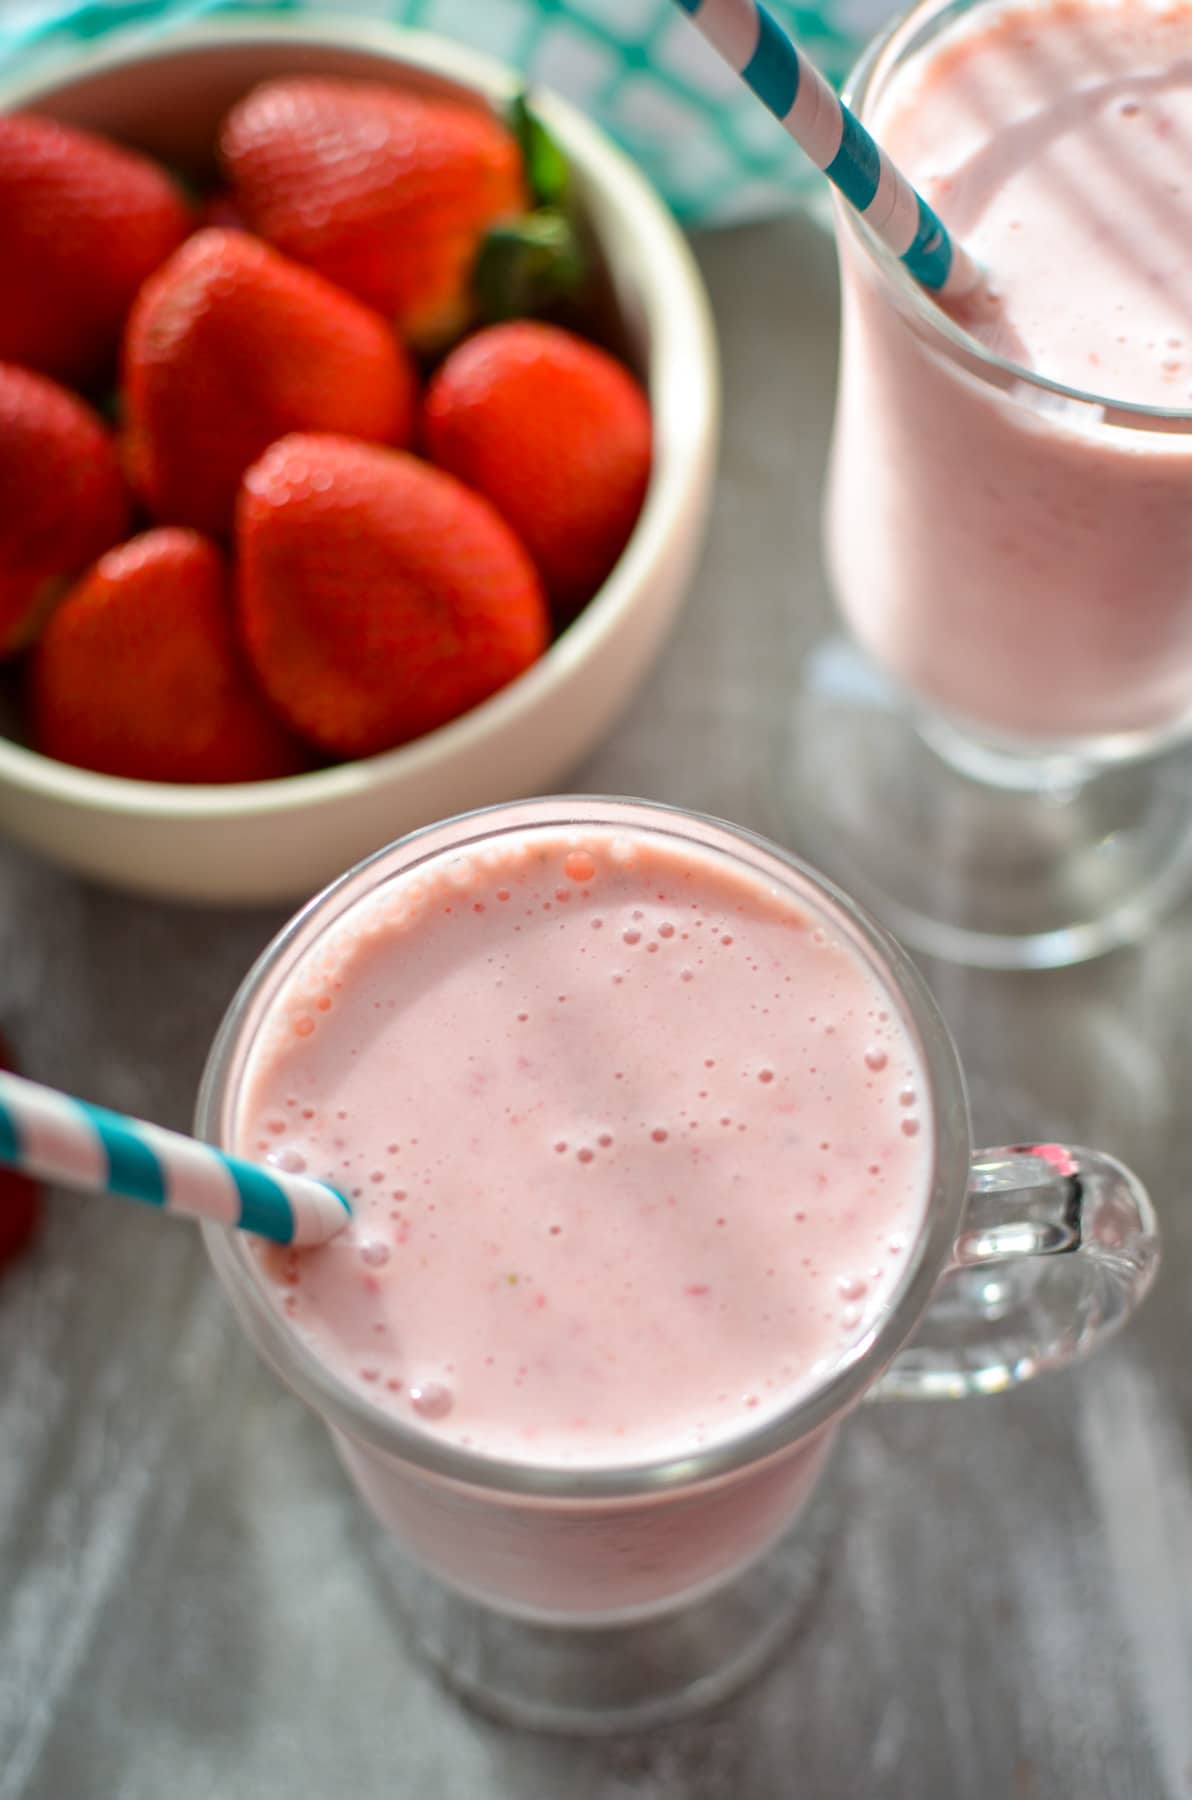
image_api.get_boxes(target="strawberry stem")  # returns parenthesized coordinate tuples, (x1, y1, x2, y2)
(509, 92, 570, 208)
(474, 210, 588, 323)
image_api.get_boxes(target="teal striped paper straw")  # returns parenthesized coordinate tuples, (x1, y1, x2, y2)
(0, 1070, 351, 1246)
(672, 0, 979, 295)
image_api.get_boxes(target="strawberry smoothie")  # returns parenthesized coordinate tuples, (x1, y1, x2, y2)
(827, 0, 1192, 743)
(236, 824, 931, 1475)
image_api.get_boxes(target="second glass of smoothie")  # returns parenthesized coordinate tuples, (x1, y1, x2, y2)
(792, 0, 1192, 967)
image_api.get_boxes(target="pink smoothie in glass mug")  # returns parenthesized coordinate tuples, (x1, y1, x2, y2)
(232, 809, 930, 1617)
(199, 799, 1156, 1730)
(239, 823, 929, 1466)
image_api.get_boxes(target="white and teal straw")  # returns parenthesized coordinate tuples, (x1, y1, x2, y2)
(0, 1070, 351, 1246)
(672, 0, 979, 296)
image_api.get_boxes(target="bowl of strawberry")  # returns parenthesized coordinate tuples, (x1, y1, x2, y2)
(0, 16, 717, 903)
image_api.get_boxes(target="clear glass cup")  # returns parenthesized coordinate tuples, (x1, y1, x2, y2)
(786, 0, 1192, 969)
(198, 798, 1158, 1734)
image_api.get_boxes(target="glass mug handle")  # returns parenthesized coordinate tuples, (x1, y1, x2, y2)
(872, 1146, 1159, 1400)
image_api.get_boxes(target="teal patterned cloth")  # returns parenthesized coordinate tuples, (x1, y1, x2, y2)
(0, 0, 896, 223)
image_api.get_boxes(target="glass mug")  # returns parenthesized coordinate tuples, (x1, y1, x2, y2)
(787, 0, 1192, 970)
(198, 798, 1158, 1734)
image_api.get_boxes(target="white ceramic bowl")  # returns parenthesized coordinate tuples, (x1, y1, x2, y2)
(0, 14, 718, 904)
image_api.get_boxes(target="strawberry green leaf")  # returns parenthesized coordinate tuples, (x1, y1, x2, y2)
(474, 210, 588, 323)
(509, 92, 570, 209)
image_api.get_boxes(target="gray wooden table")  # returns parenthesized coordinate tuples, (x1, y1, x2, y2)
(1, 212, 1188, 1800)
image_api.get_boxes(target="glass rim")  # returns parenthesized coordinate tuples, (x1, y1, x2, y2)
(842, 0, 1192, 433)
(198, 796, 972, 1501)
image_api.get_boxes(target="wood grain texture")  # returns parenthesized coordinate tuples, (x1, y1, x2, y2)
(1, 213, 1188, 1799)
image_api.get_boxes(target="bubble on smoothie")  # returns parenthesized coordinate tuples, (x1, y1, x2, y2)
(901, 1117, 921, 1138)
(360, 1240, 391, 1269)
(864, 1047, 888, 1072)
(623, 928, 641, 946)
(564, 850, 597, 884)
(409, 1381, 454, 1421)
(899, 1085, 917, 1107)
(266, 1146, 307, 1175)
(838, 1274, 868, 1301)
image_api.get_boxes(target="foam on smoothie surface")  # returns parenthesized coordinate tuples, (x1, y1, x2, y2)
(238, 829, 931, 1467)
(875, 0, 1192, 405)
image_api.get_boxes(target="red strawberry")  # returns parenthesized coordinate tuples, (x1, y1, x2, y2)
(238, 433, 549, 758)
(0, 111, 191, 385)
(0, 1161, 39, 1270)
(220, 78, 526, 348)
(30, 527, 308, 784)
(0, 361, 130, 656)
(424, 322, 652, 613)
(0, 1035, 42, 1272)
(123, 228, 416, 537)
